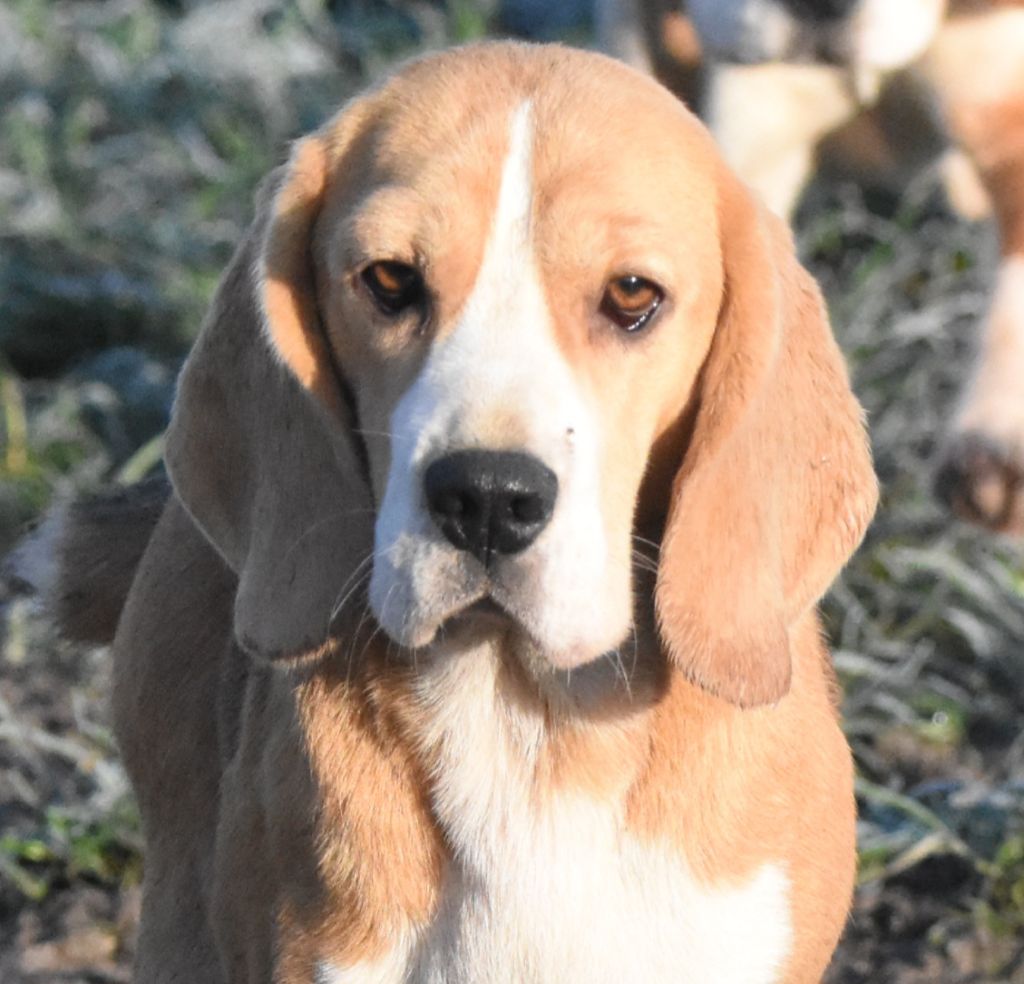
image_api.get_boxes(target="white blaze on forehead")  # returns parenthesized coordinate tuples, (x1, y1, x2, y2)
(369, 99, 631, 662)
(462, 100, 534, 318)
(420, 98, 559, 416)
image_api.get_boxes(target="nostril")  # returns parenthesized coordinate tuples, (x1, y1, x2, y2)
(434, 490, 470, 519)
(509, 494, 546, 524)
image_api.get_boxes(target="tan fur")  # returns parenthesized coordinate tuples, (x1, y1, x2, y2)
(655, 168, 875, 706)
(52, 43, 876, 982)
(624, 617, 856, 982)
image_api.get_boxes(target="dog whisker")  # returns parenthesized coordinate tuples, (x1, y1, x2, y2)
(374, 582, 402, 674)
(347, 577, 390, 676)
(326, 539, 400, 629)
(606, 646, 633, 700)
(328, 552, 378, 625)
(354, 427, 400, 441)
(283, 510, 377, 566)
(344, 608, 373, 687)
(357, 620, 389, 677)
(630, 533, 662, 555)
(630, 550, 660, 576)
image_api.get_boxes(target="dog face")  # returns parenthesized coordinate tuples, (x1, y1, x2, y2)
(687, 0, 946, 71)
(313, 73, 722, 674)
(165, 44, 876, 706)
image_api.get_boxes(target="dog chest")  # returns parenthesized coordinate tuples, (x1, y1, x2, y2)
(317, 647, 793, 983)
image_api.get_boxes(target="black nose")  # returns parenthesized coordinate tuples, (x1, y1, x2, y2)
(781, 0, 859, 22)
(423, 450, 558, 566)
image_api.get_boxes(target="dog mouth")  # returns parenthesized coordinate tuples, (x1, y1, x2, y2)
(437, 593, 518, 640)
(404, 590, 552, 668)
(368, 531, 635, 674)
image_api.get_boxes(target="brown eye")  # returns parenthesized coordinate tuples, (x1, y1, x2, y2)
(361, 260, 424, 315)
(600, 275, 663, 332)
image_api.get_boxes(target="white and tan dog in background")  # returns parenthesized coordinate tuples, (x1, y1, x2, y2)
(603, 0, 1024, 534)
(45, 43, 876, 983)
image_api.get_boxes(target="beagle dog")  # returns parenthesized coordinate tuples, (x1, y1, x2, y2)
(52, 42, 877, 983)
(603, 0, 1024, 534)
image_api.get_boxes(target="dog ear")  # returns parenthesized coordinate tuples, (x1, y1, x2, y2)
(165, 131, 374, 661)
(655, 169, 877, 707)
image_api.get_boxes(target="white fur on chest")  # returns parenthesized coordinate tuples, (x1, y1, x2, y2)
(319, 644, 793, 984)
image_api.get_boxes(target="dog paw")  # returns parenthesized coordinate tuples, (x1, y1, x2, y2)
(935, 430, 1024, 534)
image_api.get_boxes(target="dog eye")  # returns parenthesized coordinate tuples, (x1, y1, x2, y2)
(361, 260, 424, 315)
(600, 275, 664, 332)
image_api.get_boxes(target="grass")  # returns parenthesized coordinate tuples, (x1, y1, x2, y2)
(1, 1, 1023, 980)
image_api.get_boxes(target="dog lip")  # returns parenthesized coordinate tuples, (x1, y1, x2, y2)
(466, 595, 505, 614)
(446, 594, 513, 630)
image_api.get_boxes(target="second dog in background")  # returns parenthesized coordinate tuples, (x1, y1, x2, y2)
(602, 0, 1024, 535)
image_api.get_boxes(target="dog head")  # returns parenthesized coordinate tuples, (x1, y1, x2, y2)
(687, 0, 946, 73)
(165, 43, 876, 707)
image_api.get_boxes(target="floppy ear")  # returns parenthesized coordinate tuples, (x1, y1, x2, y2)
(655, 169, 877, 707)
(164, 132, 374, 661)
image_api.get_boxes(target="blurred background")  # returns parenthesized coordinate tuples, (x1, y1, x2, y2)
(0, 1, 1022, 981)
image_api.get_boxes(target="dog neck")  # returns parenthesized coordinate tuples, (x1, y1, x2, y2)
(408, 624, 664, 807)
(282, 617, 798, 982)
